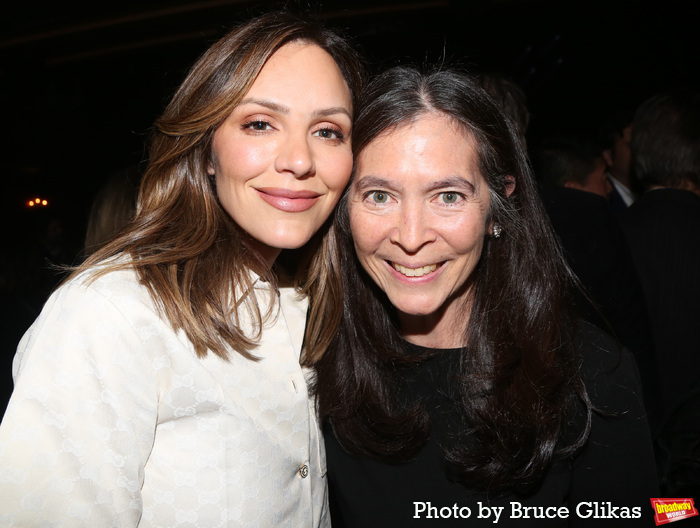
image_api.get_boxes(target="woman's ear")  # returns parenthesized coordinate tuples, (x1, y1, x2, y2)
(206, 155, 217, 176)
(505, 175, 516, 197)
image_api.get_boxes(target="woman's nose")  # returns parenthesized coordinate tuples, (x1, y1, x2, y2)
(389, 202, 435, 253)
(275, 132, 315, 178)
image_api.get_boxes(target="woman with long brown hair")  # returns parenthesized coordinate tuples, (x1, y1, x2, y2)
(0, 12, 363, 526)
(315, 66, 658, 527)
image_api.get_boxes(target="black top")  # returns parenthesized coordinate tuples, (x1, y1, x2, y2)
(325, 325, 659, 527)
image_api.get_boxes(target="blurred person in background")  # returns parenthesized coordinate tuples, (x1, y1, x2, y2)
(620, 92, 700, 497)
(536, 137, 613, 200)
(599, 110, 638, 213)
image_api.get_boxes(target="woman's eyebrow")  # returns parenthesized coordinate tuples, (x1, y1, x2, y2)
(353, 175, 393, 192)
(238, 98, 289, 114)
(237, 99, 351, 120)
(425, 176, 476, 194)
(313, 107, 352, 119)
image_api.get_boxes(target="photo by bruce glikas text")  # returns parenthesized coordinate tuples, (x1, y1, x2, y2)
(413, 501, 642, 522)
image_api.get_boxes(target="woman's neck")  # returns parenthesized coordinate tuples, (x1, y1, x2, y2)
(398, 308, 468, 349)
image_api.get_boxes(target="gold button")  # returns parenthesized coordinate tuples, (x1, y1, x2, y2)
(299, 464, 309, 478)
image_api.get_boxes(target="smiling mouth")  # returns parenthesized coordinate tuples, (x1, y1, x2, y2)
(256, 187, 321, 213)
(391, 262, 439, 277)
(257, 187, 321, 199)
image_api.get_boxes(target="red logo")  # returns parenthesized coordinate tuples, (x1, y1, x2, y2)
(651, 499, 699, 525)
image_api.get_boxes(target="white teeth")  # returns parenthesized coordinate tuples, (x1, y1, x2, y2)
(392, 263, 437, 277)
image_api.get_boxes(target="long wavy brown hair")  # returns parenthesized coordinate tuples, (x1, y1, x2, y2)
(74, 11, 365, 363)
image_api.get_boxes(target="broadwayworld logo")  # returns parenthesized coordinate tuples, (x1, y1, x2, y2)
(651, 498, 698, 525)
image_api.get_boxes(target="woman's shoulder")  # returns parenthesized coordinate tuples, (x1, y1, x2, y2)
(63, 255, 152, 307)
(13, 256, 180, 382)
(575, 321, 622, 368)
(574, 321, 646, 412)
(25, 256, 164, 347)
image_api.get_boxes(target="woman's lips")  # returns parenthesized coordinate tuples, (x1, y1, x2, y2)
(256, 187, 321, 212)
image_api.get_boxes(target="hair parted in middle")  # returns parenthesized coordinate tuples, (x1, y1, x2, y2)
(78, 11, 366, 364)
(314, 65, 591, 493)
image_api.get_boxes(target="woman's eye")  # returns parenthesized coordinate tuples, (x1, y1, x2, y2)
(243, 120, 272, 131)
(314, 127, 344, 140)
(440, 192, 462, 204)
(368, 191, 389, 204)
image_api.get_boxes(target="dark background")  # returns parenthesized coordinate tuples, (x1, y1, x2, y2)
(0, 0, 697, 408)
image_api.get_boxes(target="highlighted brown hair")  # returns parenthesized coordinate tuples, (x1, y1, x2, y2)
(76, 11, 365, 363)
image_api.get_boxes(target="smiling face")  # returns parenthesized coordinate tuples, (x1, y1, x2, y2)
(209, 42, 353, 264)
(350, 113, 492, 348)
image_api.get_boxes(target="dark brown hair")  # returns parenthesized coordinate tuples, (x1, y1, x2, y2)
(314, 66, 590, 492)
(74, 11, 365, 363)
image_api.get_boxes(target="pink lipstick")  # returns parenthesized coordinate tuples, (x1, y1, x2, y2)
(256, 187, 321, 213)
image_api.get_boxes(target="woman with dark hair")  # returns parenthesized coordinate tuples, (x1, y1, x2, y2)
(0, 12, 364, 526)
(314, 66, 658, 526)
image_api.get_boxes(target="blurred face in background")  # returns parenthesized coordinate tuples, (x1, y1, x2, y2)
(603, 125, 633, 183)
(349, 113, 493, 348)
(564, 156, 613, 199)
(209, 42, 353, 264)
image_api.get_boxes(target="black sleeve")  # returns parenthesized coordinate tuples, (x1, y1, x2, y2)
(568, 324, 659, 527)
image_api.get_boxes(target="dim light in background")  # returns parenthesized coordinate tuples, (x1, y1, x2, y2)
(27, 197, 49, 207)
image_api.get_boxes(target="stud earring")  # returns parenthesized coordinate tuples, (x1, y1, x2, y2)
(492, 223, 502, 238)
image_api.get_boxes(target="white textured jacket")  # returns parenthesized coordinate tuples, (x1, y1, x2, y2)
(0, 264, 328, 527)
